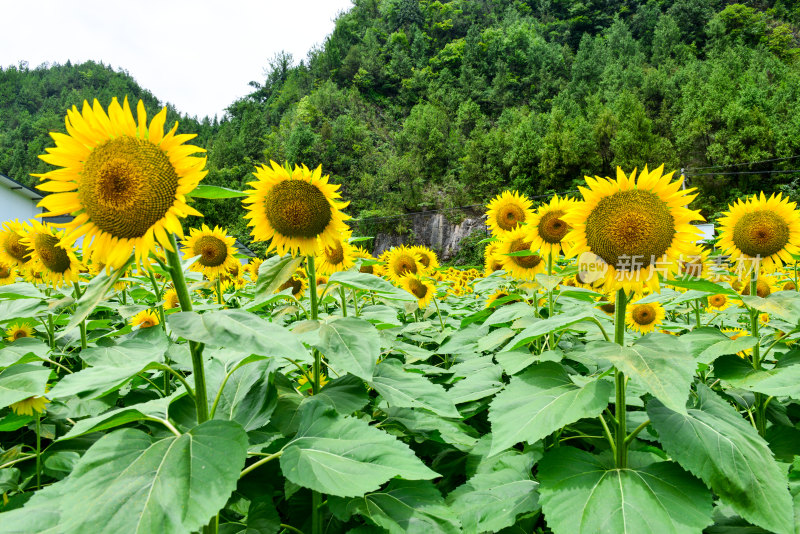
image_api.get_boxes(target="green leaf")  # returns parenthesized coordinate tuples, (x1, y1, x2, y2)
(714, 355, 800, 400)
(250, 255, 304, 309)
(0, 298, 48, 323)
(0, 364, 50, 410)
(280, 401, 438, 497)
(506, 312, 594, 349)
(446, 356, 503, 404)
(647, 384, 794, 534)
(742, 291, 800, 324)
(187, 184, 247, 198)
(314, 374, 369, 415)
(327, 270, 416, 301)
(211, 360, 277, 431)
(538, 448, 712, 534)
(0, 282, 47, 299)
(59, 260, 132, 338)
(168, 309, 309, 361)
(488, 361, 612, 455)
(0, 338, 49, 367)
(0, 420, 249, 534)
(383, 406, 479, 451)
(339, 480, 461, 534)
(312, 317, 379, 381)
(587, 333, 695, 413)
(371, 358, 459, 418)
(446, 466, 539, 533)
(680, 327, 757, 364)
(662, 278, 737, 295)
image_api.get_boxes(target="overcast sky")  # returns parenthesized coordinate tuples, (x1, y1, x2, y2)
(0, 0, 354, 119)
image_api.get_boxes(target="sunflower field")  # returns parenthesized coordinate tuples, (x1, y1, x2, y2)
(0, 98, 799, 534)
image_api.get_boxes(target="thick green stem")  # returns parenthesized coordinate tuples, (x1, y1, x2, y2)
(305, 255, 324, 534)
(164, 234, 209, 424)
(694, 301, 701, 329)
(351, 289, 360, 316)
(547, 252, 555, 348)
(432, 295, 446, 332)
(47, 315, 55, 351)
(216, 278, 224, 306)
(72, 282, 88, 350)
(35, 413, 42, 490)
(339, 286, 348, 317)
(146, 271, 168, 334)
(614, 288, 628, 469)
(748, 271, 768, 437)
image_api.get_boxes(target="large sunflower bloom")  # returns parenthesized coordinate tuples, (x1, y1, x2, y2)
(316, 234, 356, 276)
(243, 161, 349, 257)
(353, 246, 377, 275)
(486, 191, 534, 236)
(277, 273, 308, 299)
(483, 242, 505, 276)
(717, 192, 800, 274)
(412, 246, 440, 272)
(0, 220, 32, 268)
(130, 309, 160, 329)
(564, 165, 703, 293)
(383, 245, 424, 281)
(497, 225, 545, 281)
(526, 195, 576, 257)
(21, 221, 83, 288)
(707, 293, 732, 312)
(0, 263, 16, 286)
(625, 300, 666, 334)
(400, 274, 436, 309)
(35, 98, 207, 269)
(181, 224, 239, 280)
(5, 322, 34, 342)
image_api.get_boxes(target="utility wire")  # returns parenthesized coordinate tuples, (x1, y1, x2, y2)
(684, 169, 800, 177)
(686, 154, 800, 171)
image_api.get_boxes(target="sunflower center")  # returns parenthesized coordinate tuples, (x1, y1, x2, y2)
(732, 210, 790, 258)
(35, 233, 71, 274)
(509, 239, 542, 269)
(0, 265, 10, 279)
(264, 180, 333, 239)
(538, 210, 570, 244)
(418, 254, 431, 268)
(585, 190, 675, 270)
(193, 235, 229, 267)
(81, 136, 179, 239)
(392, 254, 418, 276)
(408, 278, 428, 299)
(680, 260, 703, 279)
(709, 294, 727, 307)
(631, 304, 656, 325)
(784, 281, 796, 291)
(360, 263, 374, 274)
(13, 329, 30, 340)
(325, 242, 345, 265)
(741, 279, 771, 298)
(497, 204, 526, 231)
(599, 302, 616, 314)
(5, 233, 30, 263)
(279, 277, 303, 296)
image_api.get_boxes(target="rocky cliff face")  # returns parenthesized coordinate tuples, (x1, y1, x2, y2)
(371, 211, 488, 260)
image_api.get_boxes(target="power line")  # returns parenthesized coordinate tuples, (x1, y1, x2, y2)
(686, 154, 800, 171)
(684, 169, 800, 177)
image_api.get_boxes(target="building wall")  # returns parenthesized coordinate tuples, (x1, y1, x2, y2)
(0, 185, 40, 225)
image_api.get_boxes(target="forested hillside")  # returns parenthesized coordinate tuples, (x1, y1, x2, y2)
(3, 0, 800, 249)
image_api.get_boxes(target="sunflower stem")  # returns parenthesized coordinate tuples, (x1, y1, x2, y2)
(34, 412, 42, 491)
(165, 233, 209, 424)
(146, 271, 168, 334)
(432, 294, 446, 332)
(351, 289, 361, 316)
(216, 278, 224, 306)
(304, 256, 325, 534)
(694, 301, 702, 329)
(47, 314, 55, 351)
(749, 270, 768, 437)
(614, 288, 628, 469)
(339, 286, 348, 317)
(547, 251, 555, 348)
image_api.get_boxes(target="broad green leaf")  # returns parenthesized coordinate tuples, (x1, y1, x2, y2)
(446, 357, 503, 404)
(0, 420, 248, 534)
(485, 301, 533, 326)
(538, 448, 712, 534)
(0, 282, 47, 299)
(477, 327, 515, 352)
(280, 401, 438, 497)
(742, 291, 800, 324)
(250, 254, 304, 309)
(314, 374, 369, 415)
(59, 260, 132, 338)
(488, 361, 612, 455)
(312, 317, 379, 381)
(0, 298, 48, 322)
(187, 184, 247, 198)
(339, 480, 461, 534)
(714, 355, 800, 400)
(59, 390, 187, 440)
(0, 338, 49, 367)
(662, 278, 737, 295)
(680, 327, 757, 364)
(506, 312, 594, 349)
(447, 466, 539, 533)
(328, 270, 416, 301)
(371, 358, 459, 418)
(0, 363, 50, 410)
(466, 435, 541, 478)
(438, 324, 489, 354)
(588, 333, 695, 413)
(383, 406, 479, 451)
(647, 385, 794, 534)
(209, 360, 277, 431)
(168, 309, 308, 361)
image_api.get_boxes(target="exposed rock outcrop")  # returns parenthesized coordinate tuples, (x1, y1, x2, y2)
(370, 211, 488, 260)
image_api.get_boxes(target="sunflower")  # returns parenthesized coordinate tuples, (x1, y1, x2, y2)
(0, 263, 16, 285)
(740, 278, 774, 298)
(245, 258, 263, 282)
(759, 313, 770, 325)
(676, 243, 711, 280)
(722, 328, 753, 358)
(483, 243, 505, 276)
(413, 246, 440, 272)
(625, 300, 666, 334)
(163, 287, 180, 310)
(563, 165, 703, 293)
(707, 293, 732, 312)
(497, 225, 545, 281)
(485, 290, 521, 308)
(5, 322, 34, 342)
(298, 373, 328, 391)
(10, 395, 49, 416)
(243, 161, 349, 257)
(486, 191, 534, 236)
(400, 274, 436, 309)
(0, 220, 32, 268)
(130, 309, 160, 329)
(35, 97, 207, 269)
(717, 192, 800, 274)
(383, 245, 424, 281)
(21, 221, 83, 288)
(277, 274, 308, 299)
(782, 280, 796, 291)
(526, 195, 576, 257)
(353, 246, 377, 274)
(182, 224, 238, 280)
(596, 293, 617, 315)
(316, 234, 356, 276)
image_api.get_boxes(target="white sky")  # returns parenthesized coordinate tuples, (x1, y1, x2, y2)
(0, 0, 354, 119)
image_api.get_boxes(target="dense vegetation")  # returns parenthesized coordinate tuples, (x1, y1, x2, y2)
(3, 0, 800, 247)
